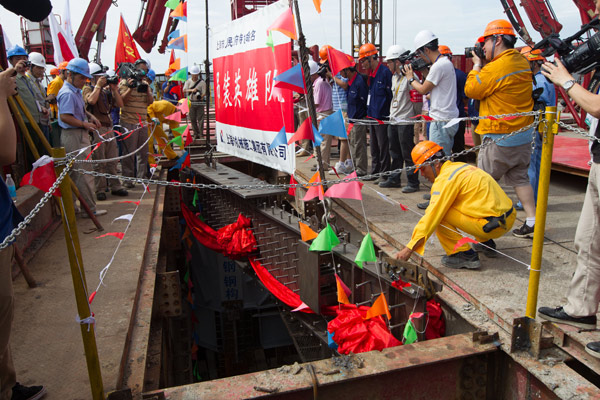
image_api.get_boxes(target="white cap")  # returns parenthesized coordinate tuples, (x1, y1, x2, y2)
(308, 59, 319, 75)
(414, 30, 438, 50)
(386, 45, 407, 61)
(88, 62, 104, 75)
(28, 52, 46, 68)
(190, 65, 200, 75)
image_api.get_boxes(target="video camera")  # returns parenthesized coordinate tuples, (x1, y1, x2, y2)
(402, 52, 429, 74)
(533, 16, 600, 76)
(116, 62, 148, 93)
(465, 43, 485, 59)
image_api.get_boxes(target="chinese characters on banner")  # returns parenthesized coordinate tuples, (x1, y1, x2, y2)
(212, 0, 295, 174)
(220, 260, 242, 301)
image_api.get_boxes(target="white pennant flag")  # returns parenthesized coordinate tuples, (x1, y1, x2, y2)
(112, 214, 134, 224)
(443, 118, 462, 129)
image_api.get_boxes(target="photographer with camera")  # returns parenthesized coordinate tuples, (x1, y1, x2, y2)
(536, 8, 600, 354)
(359, 43, 392, 183)
(83, 63, 127, 201)
(118, 59, 154, 186)
(380, 44, 421, 191)
(464, 19, 537, 239)
(403, 31, 458, 159)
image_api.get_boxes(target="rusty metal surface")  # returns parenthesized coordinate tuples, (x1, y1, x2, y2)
(156, 271, 182, 318)
(117, 170, 166, 396)
(144, 333, 497, 399)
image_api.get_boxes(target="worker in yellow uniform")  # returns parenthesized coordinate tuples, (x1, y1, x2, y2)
(47, 61, 68, 119)
(396, 141, 516, 269)
(147, 99, 183, 163)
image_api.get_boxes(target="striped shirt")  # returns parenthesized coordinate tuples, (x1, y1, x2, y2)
(119, 79, 149, 124)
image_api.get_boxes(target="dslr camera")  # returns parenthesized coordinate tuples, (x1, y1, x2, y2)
(465, 43, 485, 59)
(116, 62, 148, 93)
(402, 52, 429, 74)
(534, 16, 600, 76)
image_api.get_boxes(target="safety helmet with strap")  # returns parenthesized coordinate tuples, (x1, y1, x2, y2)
(28, 52, 46, 68)
(66, 58, 92, 79)
(319, 45, 332, 62)
(386, 45, 407, 61)
(477, 19, 515, 43)
(414, 30, 438, 51)
(88, 62, 104, 75)
(7, 45, 27, 58)
(412, 140, 443, 172)
(438, 45, 452, 56)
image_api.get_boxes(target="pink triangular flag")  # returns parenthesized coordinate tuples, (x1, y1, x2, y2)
(165, 111, 182, 122)
(453, 237, 478, 252)
(303, 184, 324, 201)
(95, 232, 125, 240)
(324, 171, 363, 200)
(177, 99, 190, 115)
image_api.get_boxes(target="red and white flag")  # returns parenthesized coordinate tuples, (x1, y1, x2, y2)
(62, 0, 77, 51)
(48, 13, 78, 65)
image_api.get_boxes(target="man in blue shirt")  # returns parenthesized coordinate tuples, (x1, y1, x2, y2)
(515, 47, 556, 210)
(58, 58, 106, 217)
(0, 67, 47, 400)
(359, 43, 392, 182)
(341, 65, 369, 177)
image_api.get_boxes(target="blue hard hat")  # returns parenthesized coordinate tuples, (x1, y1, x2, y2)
(66, 58, 92, 79)
(147, 69, 156, 82)
(7, 45, 27, 58)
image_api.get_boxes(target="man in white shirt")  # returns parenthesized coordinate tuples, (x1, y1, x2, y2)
(403, 30, 458, 157)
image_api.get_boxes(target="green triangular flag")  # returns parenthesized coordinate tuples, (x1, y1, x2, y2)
(193, 190, 199, 207)
(168, 135, 183, 147)
(355, 233, 377, 268)
(403, 320, 418, 345)
(169, 67, 188, 82)
(172, 125, 187, 134)
(266, 31, 275, 53)
(309, 223, 340, 252)
(183, 268, 190, 283)
(165, 0, 179, 10)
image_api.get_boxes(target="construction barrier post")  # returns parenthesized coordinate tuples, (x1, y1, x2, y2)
(52, 147, 105, 400)
(525, 107, 557, 319)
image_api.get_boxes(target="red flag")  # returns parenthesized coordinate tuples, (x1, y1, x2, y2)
(453, 237, 478, 252)
(19, 156, 61, 196)
(182, 152, 191, 168)
(288, 118, 315, 144)
(115, 15, 141, 70)
(267, 8, 297, 40)
(327, 47, 356, 76)
(288, 175, 297, 196)
(95, 232, 125, 240)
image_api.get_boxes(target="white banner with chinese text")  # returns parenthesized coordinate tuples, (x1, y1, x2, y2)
(212, 0, 294, 174)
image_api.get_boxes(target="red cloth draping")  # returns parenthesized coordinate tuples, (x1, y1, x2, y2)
(425, 299, 445, 340)
(327, 304, 402, 354)
(249, 257, 314, 314)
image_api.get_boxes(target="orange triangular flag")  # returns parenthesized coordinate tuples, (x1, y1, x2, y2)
(169, 57, 181, 71)
(299, 221, 318, 242)
(267, 7, 298, 41)
(365, 293, 391, 320)
(336, 278, 350, 304)
(313, 0, 322, 13)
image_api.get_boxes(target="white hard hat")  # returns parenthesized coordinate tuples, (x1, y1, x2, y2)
(414, 30, 438, 51)
(28, 52, 46, 68)
(106, 69, 116, 77)
(190, 65, 200, 75)
(308, 59, 319, 75)
(386, 45, 407, 61)
(88, 62, 104, 75)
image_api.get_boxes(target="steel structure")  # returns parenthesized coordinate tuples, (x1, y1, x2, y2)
(230, 0, 279, 20)
(350, 0, 382, 58)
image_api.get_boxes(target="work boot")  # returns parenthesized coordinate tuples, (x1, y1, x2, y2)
(538, 306, 597, 330)
(379, 178, 401, 188)
(586, 342, 600, 358)
(423, 193, 431, 200)
(373, 176, 386, 184)
(11, 382, 46, 400)
(417, 200, 429, 210)
(402, 185, 419, 193)
(111, 188, 129, 196)
(472, 239, 497, 258)
(512, 222, 534, 238)
(441, 250, 481, 269)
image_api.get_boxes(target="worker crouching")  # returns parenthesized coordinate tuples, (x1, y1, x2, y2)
(396, 141, 516, 269)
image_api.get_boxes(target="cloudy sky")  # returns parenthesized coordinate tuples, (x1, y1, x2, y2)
(0, 0, 588, 72)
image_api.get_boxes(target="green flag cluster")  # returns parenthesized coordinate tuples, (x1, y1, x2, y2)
(172, 125, 187, 135)
(168, 135, 183, 147)
(355, 233, 376, 268)
(403, 320, 418, 345)
(309, 223, 340, 252)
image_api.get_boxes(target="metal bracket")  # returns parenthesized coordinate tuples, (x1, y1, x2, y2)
(472, 330, 500, 345)
(106, 389, 133, 400)
(381, 256, 441, 299)
(510, 316, 543, 358)
(156, 271, 182, 318)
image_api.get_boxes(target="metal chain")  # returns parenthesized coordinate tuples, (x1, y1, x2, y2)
(72, 117, 540, 191)
(349, 111, 541, 126)
(556, 120, 600, 143)
(0, 159, 74, 250)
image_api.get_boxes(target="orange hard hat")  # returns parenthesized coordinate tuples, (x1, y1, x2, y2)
(438, 45, 452, 55)
(520, 46, 545, 61)
(319, 45, 332, 62)
(477, 19, 515, 43)
(50, 67, 59, 75)
(359, 43, 377, 60)
(411, 140, 443, 171)
(58, 61, 69, 70)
